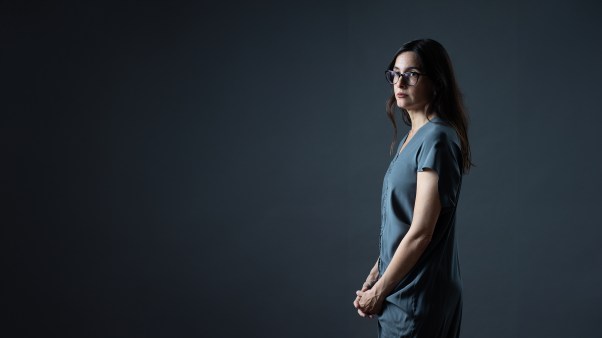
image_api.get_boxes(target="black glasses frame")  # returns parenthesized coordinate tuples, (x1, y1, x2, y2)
(384, 70, 424, 86)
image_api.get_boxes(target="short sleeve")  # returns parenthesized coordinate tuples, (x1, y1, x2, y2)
(416, 131, 461, 208)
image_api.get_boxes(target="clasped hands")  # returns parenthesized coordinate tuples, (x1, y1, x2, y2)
(353, 279, 385, 318)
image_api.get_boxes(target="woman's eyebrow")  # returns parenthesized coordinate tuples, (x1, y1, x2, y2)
(393, 66, 422, 72)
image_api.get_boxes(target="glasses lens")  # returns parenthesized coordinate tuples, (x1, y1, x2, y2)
(385, 70, 396, 84)
(407, 73, 418, 86)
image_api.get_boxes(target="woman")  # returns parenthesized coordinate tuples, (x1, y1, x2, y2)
(353, 39, 473, 338)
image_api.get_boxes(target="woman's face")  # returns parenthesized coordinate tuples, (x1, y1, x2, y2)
(392, 51, 433, 112)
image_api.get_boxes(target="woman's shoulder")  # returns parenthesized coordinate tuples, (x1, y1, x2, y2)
(422, 117, 458, 143)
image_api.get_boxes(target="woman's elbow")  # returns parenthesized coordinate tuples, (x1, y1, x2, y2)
(410, 232, 432, 251)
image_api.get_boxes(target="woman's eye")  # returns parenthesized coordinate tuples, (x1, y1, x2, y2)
(409, 72, 418, 77)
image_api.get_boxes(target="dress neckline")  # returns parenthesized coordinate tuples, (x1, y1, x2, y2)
(397, 116, 440, 156)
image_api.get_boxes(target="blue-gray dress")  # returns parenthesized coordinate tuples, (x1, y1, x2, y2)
(377, 117, 463, 338)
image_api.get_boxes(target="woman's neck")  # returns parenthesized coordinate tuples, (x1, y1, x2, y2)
(407, 110, 437, 133)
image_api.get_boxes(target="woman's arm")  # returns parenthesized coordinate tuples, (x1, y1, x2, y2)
(353, 258, 380, 317)
(357, 169, 441, 314)
(364, 258, 379, 288)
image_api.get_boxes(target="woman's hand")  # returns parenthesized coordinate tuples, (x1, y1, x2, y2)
(353, 280, 375, 318)
(356, 286, 384, 316)
(353, 261, 380, 318)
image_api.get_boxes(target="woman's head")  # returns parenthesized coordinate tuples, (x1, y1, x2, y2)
(385, 38, 473, 172)
(388, 51, 434, 114)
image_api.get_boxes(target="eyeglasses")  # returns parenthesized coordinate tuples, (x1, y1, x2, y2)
(384, 70, 424, 86)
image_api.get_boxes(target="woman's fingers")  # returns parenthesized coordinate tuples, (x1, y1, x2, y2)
(354, 290, 369, 318)
(354, 288, 376, 318)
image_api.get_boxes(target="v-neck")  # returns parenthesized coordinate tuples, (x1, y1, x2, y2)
(397, 117, 438, 156)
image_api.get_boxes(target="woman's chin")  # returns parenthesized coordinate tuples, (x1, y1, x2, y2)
(396, 100, 409, 109)
(397, 100, 407, 109)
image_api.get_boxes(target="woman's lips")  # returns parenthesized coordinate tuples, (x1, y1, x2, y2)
(396, 93, 407, 98)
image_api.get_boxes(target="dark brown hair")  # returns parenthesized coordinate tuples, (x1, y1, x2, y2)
(386, 39, 474, 173)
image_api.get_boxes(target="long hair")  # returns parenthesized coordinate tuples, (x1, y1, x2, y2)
(385, 39, 474, 173)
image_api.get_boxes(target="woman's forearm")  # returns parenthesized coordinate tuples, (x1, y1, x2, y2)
(372, 231, 432, 297)
(366, 258, 379, 284)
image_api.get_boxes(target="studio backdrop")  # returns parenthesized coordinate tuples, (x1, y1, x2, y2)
(3, 1, 601, 337)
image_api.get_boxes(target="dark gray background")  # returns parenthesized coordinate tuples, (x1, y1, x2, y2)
(3, 0, 601, 337)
